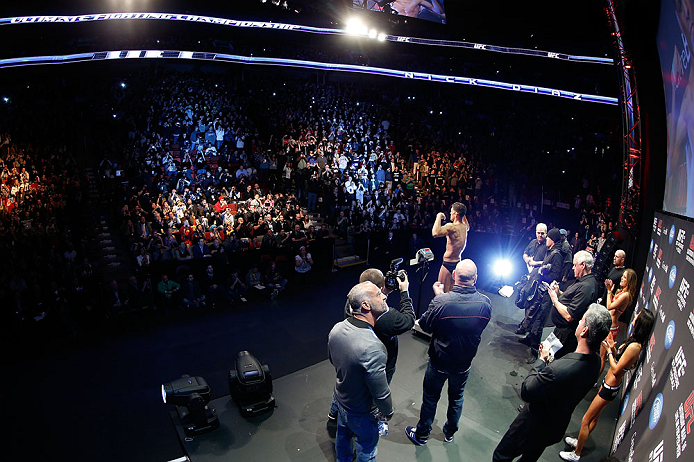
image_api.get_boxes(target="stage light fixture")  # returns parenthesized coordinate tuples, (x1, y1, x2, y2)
(345, 18, 364, 35)
(228, 351, 275, 417)
(272, 0, 280, 5)
(120, 82, 126, 88)
(493, 259, 513, 278)
(377, 33, 386, 42)
(162, 375, 219, 436)
(2, 97, 9, 103)
(368, 29, 378, 39)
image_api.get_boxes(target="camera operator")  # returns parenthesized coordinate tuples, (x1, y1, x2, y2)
(328, 265, 413, 422)
(518, 228, 565, 363)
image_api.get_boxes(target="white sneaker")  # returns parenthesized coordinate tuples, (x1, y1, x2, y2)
(564, 437, 578, 449)
(559, 450, 580, 461)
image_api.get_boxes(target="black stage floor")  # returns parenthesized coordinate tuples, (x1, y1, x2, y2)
(8, 263, 616, 462)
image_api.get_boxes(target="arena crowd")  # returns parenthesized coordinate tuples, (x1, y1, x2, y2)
(1, 67, 621, 343)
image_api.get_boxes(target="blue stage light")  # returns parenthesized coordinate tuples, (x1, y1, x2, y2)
(493, 259, 513, 278)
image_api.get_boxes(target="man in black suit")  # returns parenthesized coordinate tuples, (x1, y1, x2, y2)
(192, 238, 211, 259)
(200, 264, 225, 308)
(181, 273, 205, 309)
(492, 303, 611, 462)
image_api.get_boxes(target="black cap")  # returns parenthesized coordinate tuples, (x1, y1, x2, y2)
(547, 228, 562, 243)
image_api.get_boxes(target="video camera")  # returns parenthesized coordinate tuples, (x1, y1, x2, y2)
(384, 257, 407, 292)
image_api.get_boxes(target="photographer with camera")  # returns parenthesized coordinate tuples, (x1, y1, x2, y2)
(517, 228, 565, 363)
(405, 259, 491, 445)
(328, 260, 414, 422)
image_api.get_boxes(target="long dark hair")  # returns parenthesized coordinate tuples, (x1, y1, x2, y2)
(616, 268, 638, 307)
(617, 309, 655, 359)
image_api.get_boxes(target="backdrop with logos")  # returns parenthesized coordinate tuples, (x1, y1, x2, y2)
(612, 212, 694, 461)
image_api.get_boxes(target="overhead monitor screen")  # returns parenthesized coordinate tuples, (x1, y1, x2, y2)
(353, 0, 447, 25)
(659, 0, 694, 218)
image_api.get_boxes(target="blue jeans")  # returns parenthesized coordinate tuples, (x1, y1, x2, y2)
(335, 402, 379, 462)
(307, 192, 317, 211)
(415, 361, 470, 439)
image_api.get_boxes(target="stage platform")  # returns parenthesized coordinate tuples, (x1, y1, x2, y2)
(9, 255, 620, 462)
(174, 326, 616, 462)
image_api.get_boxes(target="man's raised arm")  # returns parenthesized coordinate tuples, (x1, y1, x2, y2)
(432, 212, 448, 238)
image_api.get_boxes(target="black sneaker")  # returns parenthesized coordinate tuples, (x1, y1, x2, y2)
(442, 423, 454, 442)
(327, 413, 337, 422)
(518, 335, 532, 346)
(405, 426, 427, 446)
(526, 352, 539, 364)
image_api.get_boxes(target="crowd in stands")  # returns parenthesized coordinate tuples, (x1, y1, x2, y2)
(0, 64, 622, 345)
(109, 69, 621, 263)
(0, 132, 98, 341)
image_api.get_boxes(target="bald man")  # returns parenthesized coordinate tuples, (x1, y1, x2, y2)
(523, 223, 548, 273)
(607, 249, 626, 287)
(405, 259, 492, 445)
(600, 249, 626, 305)
(328, 282, 393, 461)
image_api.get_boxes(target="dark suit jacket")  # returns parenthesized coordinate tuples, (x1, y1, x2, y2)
(181, 280, 203, 301)
(515, 352, 601, 446)
(192, 244, 210, 258)
(136, 221, 153, 238)
(200, 272, 222, 294)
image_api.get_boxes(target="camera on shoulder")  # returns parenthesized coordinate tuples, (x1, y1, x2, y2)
(385, 257, 406, 291)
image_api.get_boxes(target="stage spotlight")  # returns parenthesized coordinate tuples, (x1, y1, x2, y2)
(377, 33, 386, 41)
(345, 18, 359, 34)
(345, 18, 366, 35)
(493, 259, 513, 278)
(368, 28, 378, 39)
(2, 97, 9, 103)
(272, 0, 280, 5)
(162, 375, 219, 436)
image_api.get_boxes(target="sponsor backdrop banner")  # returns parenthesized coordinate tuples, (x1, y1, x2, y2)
(613, 212, 694, 461)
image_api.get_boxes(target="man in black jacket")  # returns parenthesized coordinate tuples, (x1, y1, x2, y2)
(405, 259, 491, 445)
(181, 273, 205, 309)
(493, 304, 611, 461)
(328, 267, 414, 421)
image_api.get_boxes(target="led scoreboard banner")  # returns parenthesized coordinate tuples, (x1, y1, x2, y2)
(0, 49, 619, 105)
(0, 12, 614, 65)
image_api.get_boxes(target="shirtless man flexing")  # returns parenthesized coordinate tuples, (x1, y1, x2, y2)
(432, 202, 469, 292)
